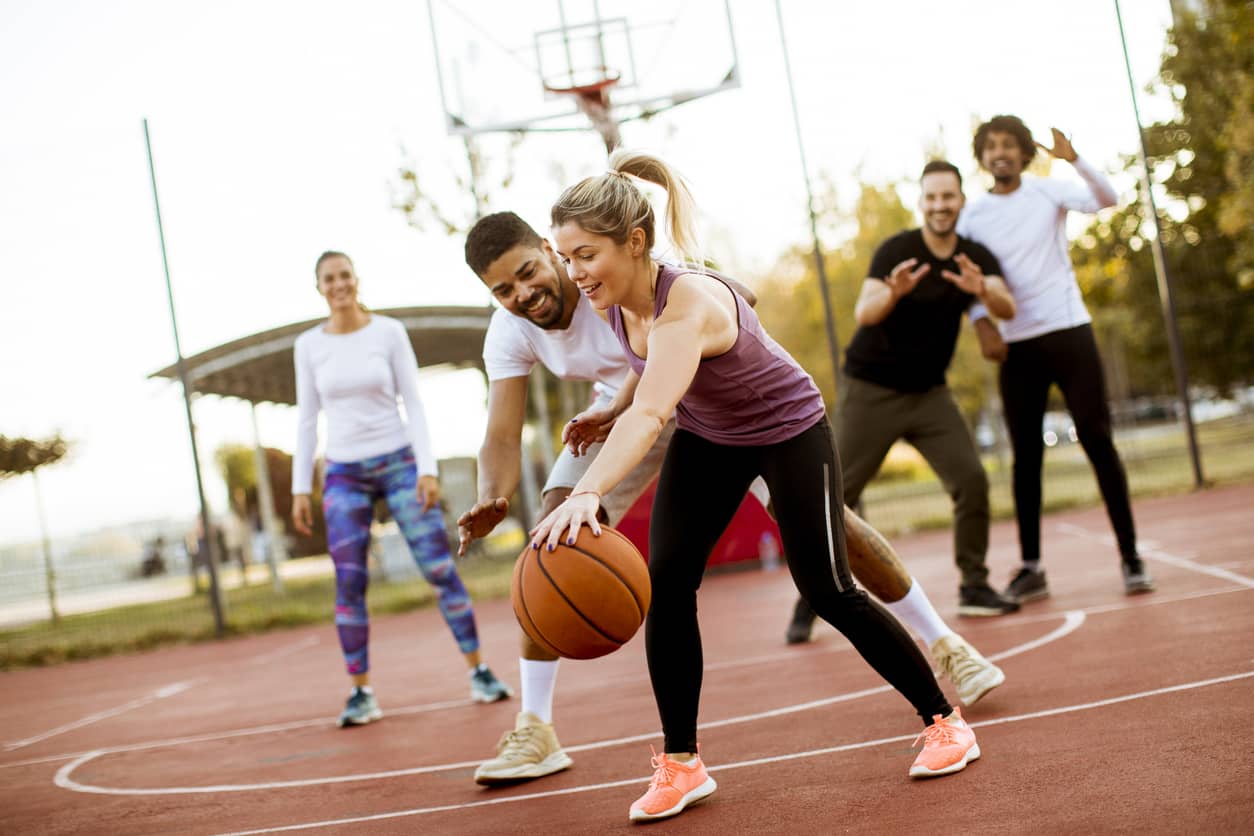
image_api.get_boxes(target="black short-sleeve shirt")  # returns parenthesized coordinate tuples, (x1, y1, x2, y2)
(843, 229, 1002, 392)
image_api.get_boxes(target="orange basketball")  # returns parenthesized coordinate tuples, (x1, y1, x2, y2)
(511, 525, 651, 660)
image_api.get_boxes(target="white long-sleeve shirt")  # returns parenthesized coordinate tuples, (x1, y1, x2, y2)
(291, 315, 438, 494)
(959, 156, 1117, 343)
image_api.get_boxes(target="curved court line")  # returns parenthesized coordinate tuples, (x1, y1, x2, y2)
(1056, 523, 1254, 588)
(53, 611, 1086, 796)
(5, 680, 202, 752)
(214, 668, 1254, 836)
(7, 695, 474, 772)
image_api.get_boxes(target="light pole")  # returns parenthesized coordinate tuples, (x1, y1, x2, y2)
(143, 119, 227, 634)
(1112, 0, 1204, 488)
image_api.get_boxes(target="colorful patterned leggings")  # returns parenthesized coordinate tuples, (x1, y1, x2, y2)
(322, 446, 479, 675)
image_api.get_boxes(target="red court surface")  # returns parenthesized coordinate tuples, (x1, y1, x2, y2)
(3, 484, 1252, 834)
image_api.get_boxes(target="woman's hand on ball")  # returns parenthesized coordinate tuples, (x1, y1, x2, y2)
(530, 491, 602, 551)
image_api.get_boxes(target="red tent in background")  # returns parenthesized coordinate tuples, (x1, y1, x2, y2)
(615, 478, 782, 569)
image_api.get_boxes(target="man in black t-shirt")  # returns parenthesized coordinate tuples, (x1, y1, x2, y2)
(789, 161, 1019, 637)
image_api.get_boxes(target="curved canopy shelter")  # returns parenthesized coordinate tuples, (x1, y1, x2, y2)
(150, 306, 493, 404)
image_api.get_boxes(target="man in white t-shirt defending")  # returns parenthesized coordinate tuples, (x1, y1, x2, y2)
(457, 212, 1006, 786)
(959, 115, 1156, 602)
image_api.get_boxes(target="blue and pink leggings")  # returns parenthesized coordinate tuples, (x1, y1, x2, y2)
(322, 446, 478, 675)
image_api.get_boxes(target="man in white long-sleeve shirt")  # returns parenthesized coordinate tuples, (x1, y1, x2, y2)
(958, 115, 1155, 602)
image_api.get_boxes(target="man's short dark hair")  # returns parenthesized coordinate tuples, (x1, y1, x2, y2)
(973, 114, 1037, 166)
(464, 212, 542, 276)
(921, 160, 962, 188)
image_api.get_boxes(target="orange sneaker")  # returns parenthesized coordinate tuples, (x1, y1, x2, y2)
(628, 747, 717, 822)
(909, 707, 980, 778)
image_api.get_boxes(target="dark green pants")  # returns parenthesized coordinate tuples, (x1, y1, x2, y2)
(836, 375, 990, 587)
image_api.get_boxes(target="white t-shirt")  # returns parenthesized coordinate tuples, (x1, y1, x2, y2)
(959, 156, 1117, 343)
(292, 315, 438, 494)
(482, 292, 630, 396)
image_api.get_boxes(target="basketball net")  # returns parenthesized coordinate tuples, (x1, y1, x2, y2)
(547, 76, 622, 155)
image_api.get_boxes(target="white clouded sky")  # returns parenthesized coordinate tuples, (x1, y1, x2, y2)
(0, 0, 1175, 546)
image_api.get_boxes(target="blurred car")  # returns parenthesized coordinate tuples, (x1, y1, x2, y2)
(1042, 411, 1078, 447)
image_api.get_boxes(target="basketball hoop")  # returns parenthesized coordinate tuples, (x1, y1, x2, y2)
(544, 75, 622, 153)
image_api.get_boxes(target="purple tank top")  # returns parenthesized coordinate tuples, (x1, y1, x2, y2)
(607, 264, 825, 446)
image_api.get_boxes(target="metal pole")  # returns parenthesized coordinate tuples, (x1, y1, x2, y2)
(249, 404, 286, 593)
(32, 469, 59, 623)
(773, 0, 842, 400)
(143, 118, 227, 634)
(1112, 0, 1204, 488)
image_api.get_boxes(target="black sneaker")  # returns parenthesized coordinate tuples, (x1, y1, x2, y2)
(1121, 557, 1156, 595)
(1004, 566, 1050, 603)
(785, 597, 817, 645)
(958, 584, 1021, 617)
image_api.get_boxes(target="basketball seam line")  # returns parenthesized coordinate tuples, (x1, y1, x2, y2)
(534, 547, 641, 646)
(563, 541, 648, 618)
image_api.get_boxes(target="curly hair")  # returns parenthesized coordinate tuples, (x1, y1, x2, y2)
(973, 115, 1036, 167)
(464, 212, 543, 276)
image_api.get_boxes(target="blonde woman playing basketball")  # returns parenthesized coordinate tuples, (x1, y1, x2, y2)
(531, 152, 981, 823)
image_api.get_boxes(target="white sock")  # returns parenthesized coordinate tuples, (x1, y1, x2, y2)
(883, 578, 952, 647)
(519, 658, 559, 723)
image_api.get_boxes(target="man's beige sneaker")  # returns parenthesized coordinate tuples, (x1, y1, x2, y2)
(930, 633, 1005, 706)
(473, 711, 573, 785)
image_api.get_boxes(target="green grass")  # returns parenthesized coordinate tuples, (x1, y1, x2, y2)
(861, 414, 1254, 538)
(0, 547, 520, 671)
(4, 415, 1251, 671)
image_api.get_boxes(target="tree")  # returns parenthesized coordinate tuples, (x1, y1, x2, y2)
(214, 443, 326, 558)
(0, 434, 68, 477)
(0, 434, 70, 622)
(756, 180, 915, 410)
(1073, 0, 1254, 395)
(393, 134, 524, 233)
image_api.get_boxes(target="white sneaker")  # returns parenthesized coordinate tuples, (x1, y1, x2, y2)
(930, 633, 1005, 706)
(473, 711, 573, 785)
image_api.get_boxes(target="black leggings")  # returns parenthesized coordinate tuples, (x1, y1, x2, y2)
(1000, 324, 1137, 564)
(647, 418, 951, 753)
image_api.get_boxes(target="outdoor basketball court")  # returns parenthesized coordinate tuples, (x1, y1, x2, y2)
(3, 485, 1251, 834)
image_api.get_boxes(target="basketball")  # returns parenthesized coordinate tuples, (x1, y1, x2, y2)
(511, 525, 651, 660)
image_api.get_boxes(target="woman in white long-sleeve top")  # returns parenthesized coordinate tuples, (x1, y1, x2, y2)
(291, 250, 511, 727)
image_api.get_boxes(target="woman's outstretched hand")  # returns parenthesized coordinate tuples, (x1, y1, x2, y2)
(562, 406, 619, 457)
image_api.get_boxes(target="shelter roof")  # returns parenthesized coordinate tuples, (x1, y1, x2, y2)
(150, 306, 493, 405)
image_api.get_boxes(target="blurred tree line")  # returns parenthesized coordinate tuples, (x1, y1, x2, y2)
(214, 444, 327, 557)
(754, 181, 999, 428)
(758, 0, 1251, 426)
(1072, 0, 1252, 398)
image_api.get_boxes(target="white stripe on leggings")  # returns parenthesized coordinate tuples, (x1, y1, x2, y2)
(822, 462, 844, 592)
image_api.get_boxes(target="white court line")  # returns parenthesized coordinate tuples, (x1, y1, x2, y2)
(5, 696, 473, 771)
(51, 613, 1087, 796)
(248, 636, 320, 666)
(1056, 523, 1254, 589)
(17, 580, 1250, 774)
(4, 680, 202, 752)
(214, 669, 1254, 836)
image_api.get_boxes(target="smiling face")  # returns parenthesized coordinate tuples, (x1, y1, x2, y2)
(979, 130, 1028, 184)
(552, 222, 641, 311)
(478, 239, 573, 329)
(919, 170, 965, 237)
(315, 255, 359, 313)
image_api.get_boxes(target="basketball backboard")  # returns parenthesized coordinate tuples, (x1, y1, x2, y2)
(424, 0, 740, 138)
